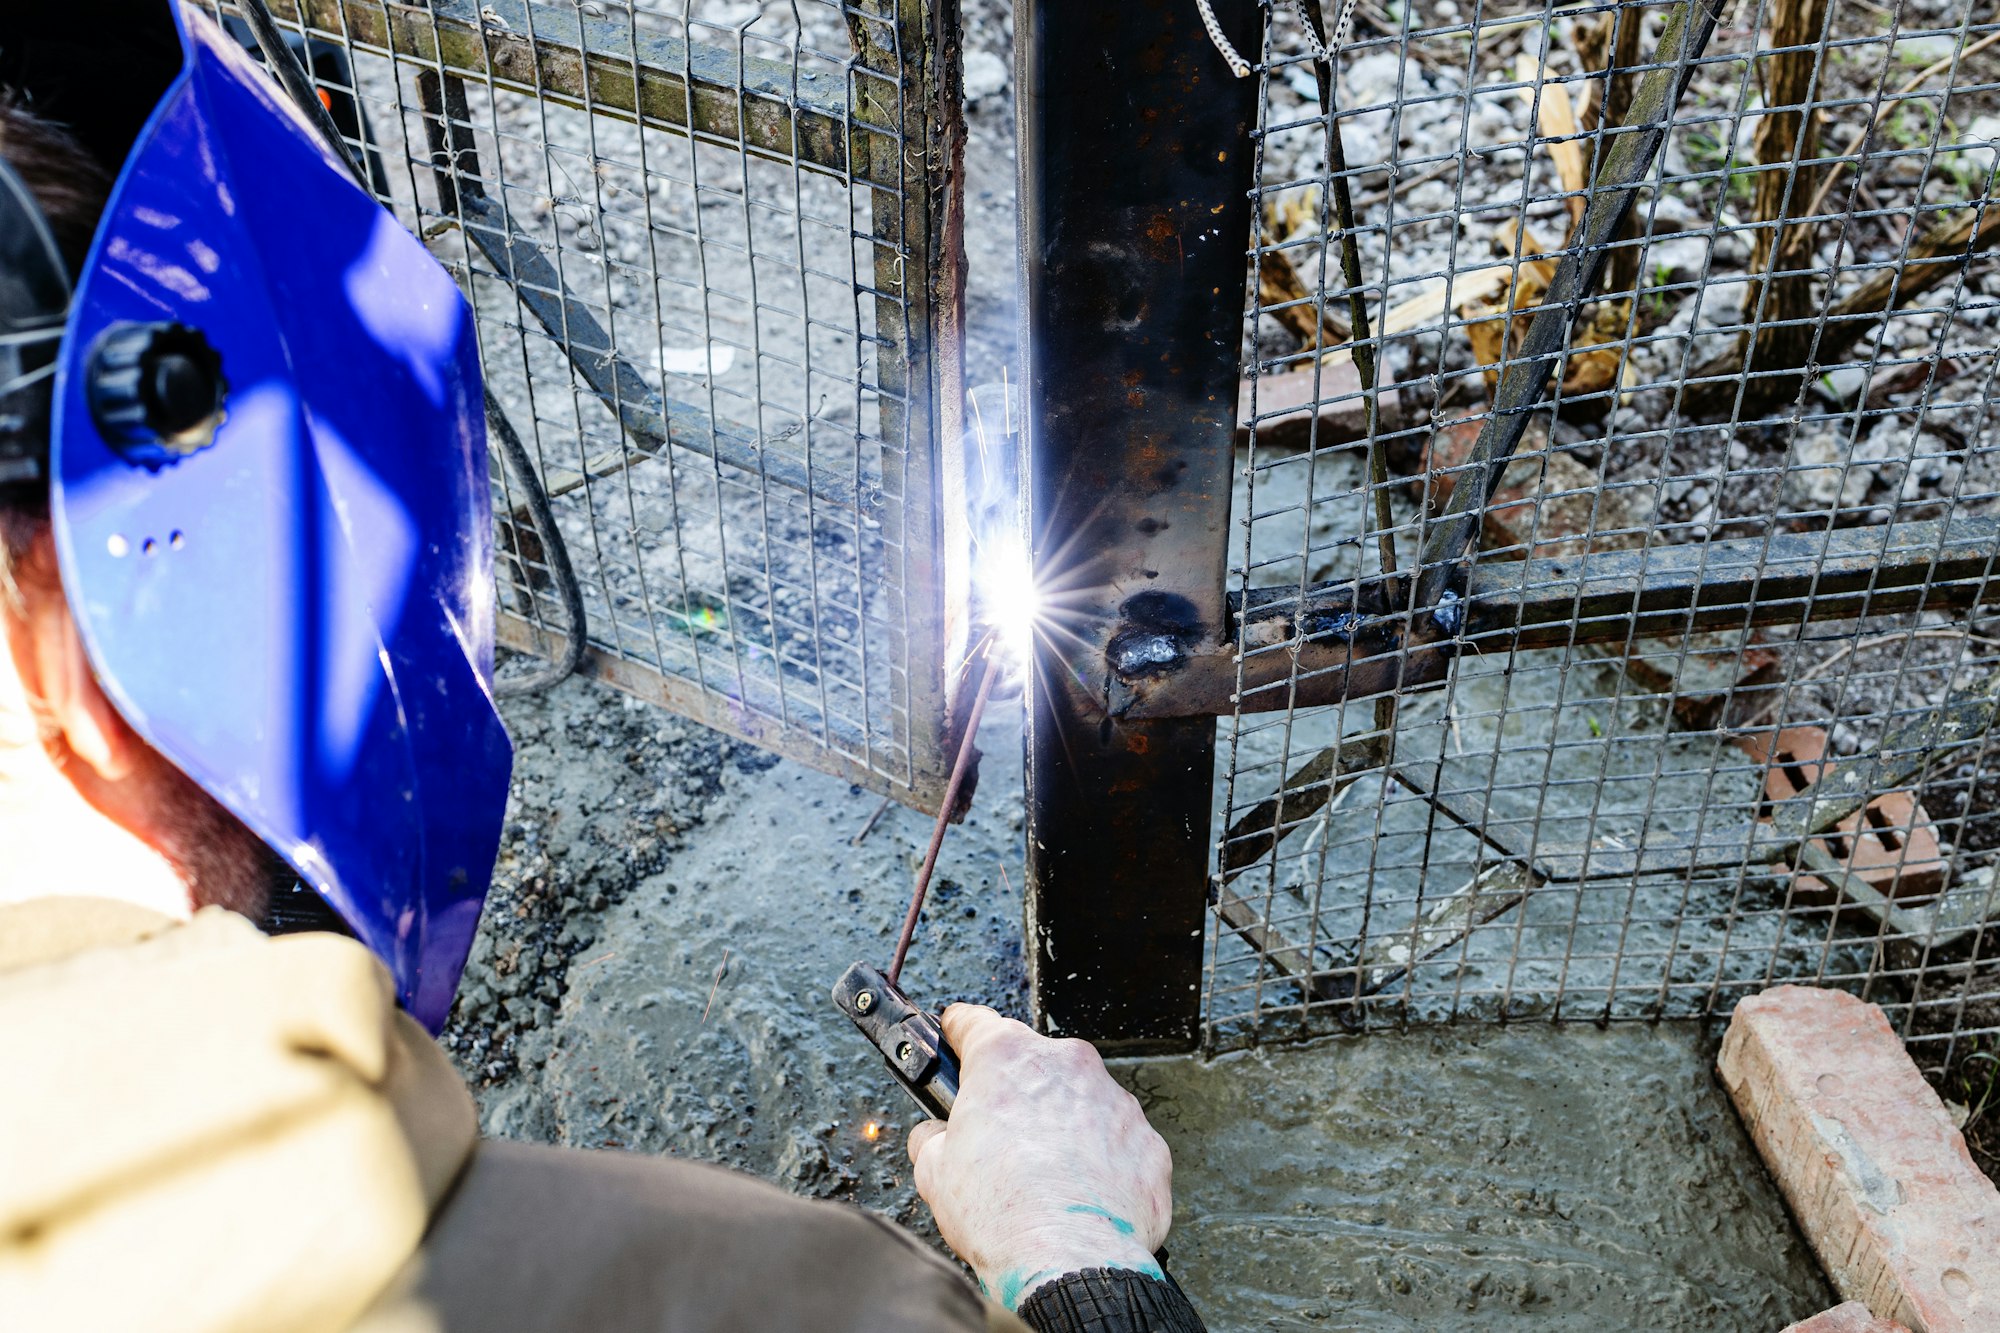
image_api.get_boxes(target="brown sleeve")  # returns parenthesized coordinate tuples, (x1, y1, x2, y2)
(355, 1138, 1030, 1333)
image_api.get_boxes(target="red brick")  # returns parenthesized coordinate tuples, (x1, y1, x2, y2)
(1783, 1302, 1914, 1332)
(1419, 417, 1650, 556)
(1721, 986, 2000, 1332)
(1739, 728, 1947, 901)
(1235, 360, 1403, 453)
(1780, 1301, 1913, 1332)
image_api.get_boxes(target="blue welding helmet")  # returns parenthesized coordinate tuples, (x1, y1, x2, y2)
(0, 2, 513, 1029)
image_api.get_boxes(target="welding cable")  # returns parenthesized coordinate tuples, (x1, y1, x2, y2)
(234, 0, 368, 188)
(485, 385, 589, 696)
(235, 0, 590, 697)
(886, 641, 1000, 985)
(1195, 0, 1253, 78)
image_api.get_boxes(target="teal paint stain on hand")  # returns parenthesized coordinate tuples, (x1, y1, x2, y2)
(996, 1267, 1062, 1310)
(1065, 1202, 1137, 1236)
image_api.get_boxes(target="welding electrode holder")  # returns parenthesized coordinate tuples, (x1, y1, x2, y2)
(833, 965, 1193, 1298)
(832, 961, 960, 1120)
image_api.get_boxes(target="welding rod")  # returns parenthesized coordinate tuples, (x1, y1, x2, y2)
(886, 642, 1000, 985)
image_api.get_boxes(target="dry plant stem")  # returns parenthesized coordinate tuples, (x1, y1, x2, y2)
(1296, 0, 1399, 735)
(1574, 15, 1610, 131)
(1738, 0, 1832, 378)
(1795, 628, 2000, 685)
(850, 794, 895, 846)
(1748, 629, 2000, 728)
(1802, 27, 2000, 225)
(1350, 158, 1456, 209)
(1687, 202, 2000, 414)
(886, 645, 999, 985)
(1601, 5, 1648, 299)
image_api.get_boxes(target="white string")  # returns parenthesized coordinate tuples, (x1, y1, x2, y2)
(1294, 0, 1330, 59)
(1195, 0, 1253, 78)
(1294, 0, 1359, 63)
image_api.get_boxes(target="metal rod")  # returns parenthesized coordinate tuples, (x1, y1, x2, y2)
(236, 0, 368, 186)
(1115, 514, 2000, 718)
(887, 643, 999, 985)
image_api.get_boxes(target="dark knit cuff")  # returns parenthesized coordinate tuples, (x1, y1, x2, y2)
(1014, 1266, 1206, 1333)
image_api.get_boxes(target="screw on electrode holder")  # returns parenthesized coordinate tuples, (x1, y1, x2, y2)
(86, 321, 228, 467)
(832, 961, 960, 1119)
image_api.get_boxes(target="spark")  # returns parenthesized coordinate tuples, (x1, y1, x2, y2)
(973, 530, 1042, 678)
(862, 1120, 882, 1142)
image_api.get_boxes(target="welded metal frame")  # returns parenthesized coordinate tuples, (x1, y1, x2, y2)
(1021, 0, 2000, 1048)
(253, 0, 971, 813)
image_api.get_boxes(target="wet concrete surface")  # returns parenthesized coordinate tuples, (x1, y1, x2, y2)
(1121, 1025, 1831, 1330)
(455, 672, 1831, 1329)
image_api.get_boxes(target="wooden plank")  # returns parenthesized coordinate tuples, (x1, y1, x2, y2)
(281, 0, 871, 178)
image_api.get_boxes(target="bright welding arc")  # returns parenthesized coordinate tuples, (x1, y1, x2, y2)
(886, 639, 1001, 986)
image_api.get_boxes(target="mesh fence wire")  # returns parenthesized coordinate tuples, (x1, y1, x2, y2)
(1213, 0, 2000, 1077)
(223, 0, 962, 807)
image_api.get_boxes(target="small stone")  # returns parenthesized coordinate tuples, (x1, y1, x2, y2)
(962, 50, 1009, 103)
(1816, 364, 1869, 403)
(1891, 33, 1957, 66)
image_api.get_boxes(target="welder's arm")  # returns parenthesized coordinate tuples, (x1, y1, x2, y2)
(906, 1005, 1206, 1333)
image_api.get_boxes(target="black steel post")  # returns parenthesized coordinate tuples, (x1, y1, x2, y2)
(1016, 0, 1259, 1049)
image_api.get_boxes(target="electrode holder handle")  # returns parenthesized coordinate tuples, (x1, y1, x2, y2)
(832, 961, 960, 1120)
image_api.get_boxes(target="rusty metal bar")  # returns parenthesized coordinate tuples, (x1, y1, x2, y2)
(1121, 513, 2000, 718)
(1019, 0, 1259, 1050)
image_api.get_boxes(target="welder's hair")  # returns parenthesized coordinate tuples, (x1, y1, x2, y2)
(0, 98, 108, 595)
(0, 98, 286, 923)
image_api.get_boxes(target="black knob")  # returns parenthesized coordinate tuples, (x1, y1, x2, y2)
(87, 321, 227, 466)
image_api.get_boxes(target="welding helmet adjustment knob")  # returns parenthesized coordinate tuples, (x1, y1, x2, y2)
(87, 321, 228, 466)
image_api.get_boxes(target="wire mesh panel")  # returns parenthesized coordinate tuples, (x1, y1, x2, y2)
(1212, 0, 2000, 1087)
(227, 0, 966, 809)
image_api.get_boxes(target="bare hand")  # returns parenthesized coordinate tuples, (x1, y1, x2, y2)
(905, 1004, 1172, 1310)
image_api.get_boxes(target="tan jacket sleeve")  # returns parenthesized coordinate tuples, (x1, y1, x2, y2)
(0, 901, 477, 1333)
(0, 899, 1027, 1333)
